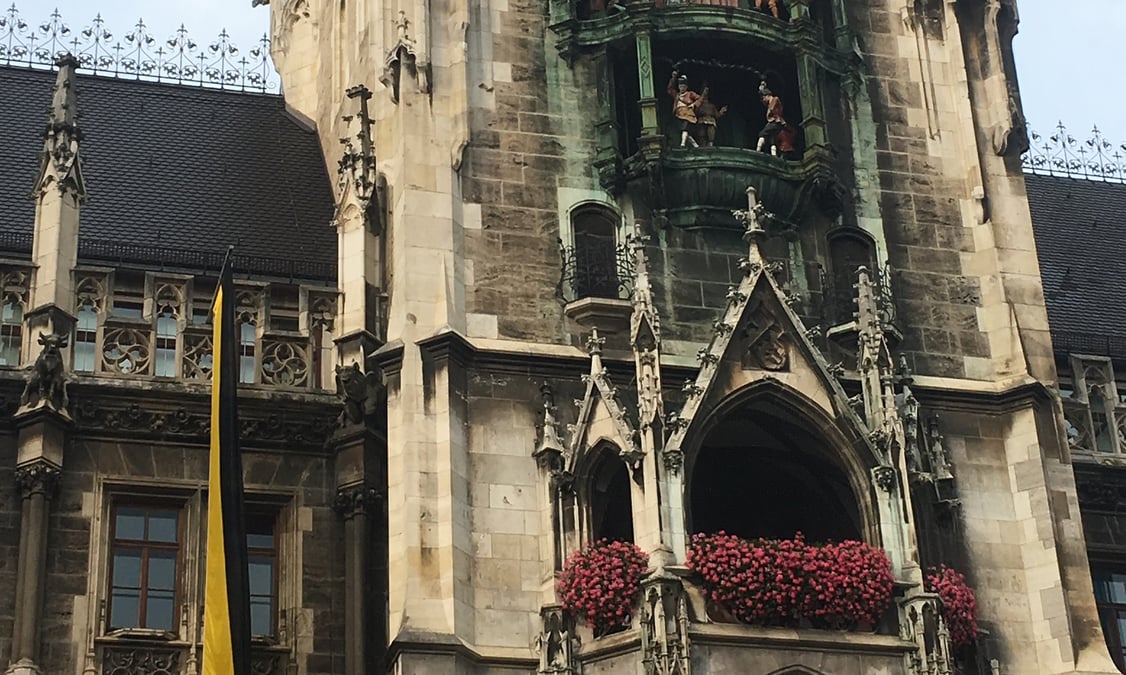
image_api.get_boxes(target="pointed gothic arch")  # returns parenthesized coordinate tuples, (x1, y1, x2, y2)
(578, 441, 635, 544)
(684, 379, 879, 545)
(765, 666, 826, 675)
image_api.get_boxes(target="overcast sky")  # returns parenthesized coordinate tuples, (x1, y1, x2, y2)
(13, 0, 1126, 145)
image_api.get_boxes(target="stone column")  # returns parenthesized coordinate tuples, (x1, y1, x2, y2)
(331, 422, 387, 675)
(7, 406, 67, 675)
(796, 54, 828, 155)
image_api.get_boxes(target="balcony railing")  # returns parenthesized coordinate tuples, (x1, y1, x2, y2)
(558, 240, 635, 304)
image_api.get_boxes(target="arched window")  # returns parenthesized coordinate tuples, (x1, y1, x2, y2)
(688, 401, 862, 543)
(827, 227, 876, 281)
(587, 447, 634, 543)
(563, 204, 624, 302)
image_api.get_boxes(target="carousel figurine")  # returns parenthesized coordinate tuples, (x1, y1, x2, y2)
(754, 0, 782, 18)
(756, 80, 787, 155)
(667, 70, 702, 148)
(693, 85, 728, 148)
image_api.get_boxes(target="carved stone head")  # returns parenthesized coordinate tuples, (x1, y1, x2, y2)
(38, 332, 69, 353)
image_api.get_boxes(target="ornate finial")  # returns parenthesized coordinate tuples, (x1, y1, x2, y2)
(732, 186, 767, 258)
(629, 220, 661, 345)
(335, 84, 381, 231)
(585, 328, 605, 355)
(19, 333, 71, 415)
(535, 383, 565, 461)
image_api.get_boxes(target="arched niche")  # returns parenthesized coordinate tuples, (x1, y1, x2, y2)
(826, 226, 877, 282)
(684, 382, 876, 544)
(567, 202, 624, 301)
(824, 226, 877, 325)
(570, 441, 636, 545)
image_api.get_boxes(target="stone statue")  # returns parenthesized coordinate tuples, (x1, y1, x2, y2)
(693, 85, 728, 148)
(756, 80, 787, 155)
(20, 333, 70, 412)
(334, 363, 383, 426)
(667, 71, 702, 149)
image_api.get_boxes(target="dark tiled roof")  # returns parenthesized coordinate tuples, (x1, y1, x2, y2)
(1027, 173, 1126, 355)
(0, 66, 336, 281)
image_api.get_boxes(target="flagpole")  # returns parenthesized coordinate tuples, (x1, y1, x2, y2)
(202, 247, 252, 675)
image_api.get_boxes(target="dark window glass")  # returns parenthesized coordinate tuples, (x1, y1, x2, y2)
(107, 504, 181, 632)
(112, 299, 144, 320)
(247, 513, 277, 637)
(1094, 568, 1126, 670)
(239, 321, 256, 384)
(570, 207, 620, 300)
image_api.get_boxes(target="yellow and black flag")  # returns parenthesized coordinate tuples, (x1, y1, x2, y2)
(203, 251, 252, 675)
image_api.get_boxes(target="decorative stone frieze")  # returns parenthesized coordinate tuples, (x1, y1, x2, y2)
(14, 460, 61, 498)
(72, 399, 335, 447)
(100, 644, 182, 675)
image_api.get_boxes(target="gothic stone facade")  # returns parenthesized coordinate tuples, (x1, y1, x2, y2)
(2, 0, 1126, 674)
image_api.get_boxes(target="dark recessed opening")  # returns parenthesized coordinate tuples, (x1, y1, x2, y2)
(688, 406, 861, 543)
(589, 448, 635, 543)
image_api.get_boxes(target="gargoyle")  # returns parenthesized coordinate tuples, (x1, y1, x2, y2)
(20, 332, 70, 412)
(334, 363, 383, 426)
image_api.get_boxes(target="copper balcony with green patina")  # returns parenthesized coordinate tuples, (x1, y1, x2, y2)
(556, 0, 860, 231)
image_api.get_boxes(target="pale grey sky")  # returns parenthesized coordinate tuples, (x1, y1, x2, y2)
(14, 0, 1125, 145)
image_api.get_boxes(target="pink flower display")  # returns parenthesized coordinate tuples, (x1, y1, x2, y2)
(925, 565, 979, 648)
(557, 539, 649, 636)
(686, 532, 895, 630)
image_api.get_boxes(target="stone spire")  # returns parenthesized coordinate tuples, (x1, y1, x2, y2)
(629, 222, 663, 429)
(34, 54, 86, 199)
(26, 55, 85, 365)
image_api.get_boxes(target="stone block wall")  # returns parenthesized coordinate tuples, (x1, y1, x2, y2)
(460, 0, 601, 344)
(932, 402, 1090, 673)
(845, 0, 990, 380)
(464, 366, 583, 654)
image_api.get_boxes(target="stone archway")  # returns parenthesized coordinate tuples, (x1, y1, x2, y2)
(686, 401, 863, 544)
